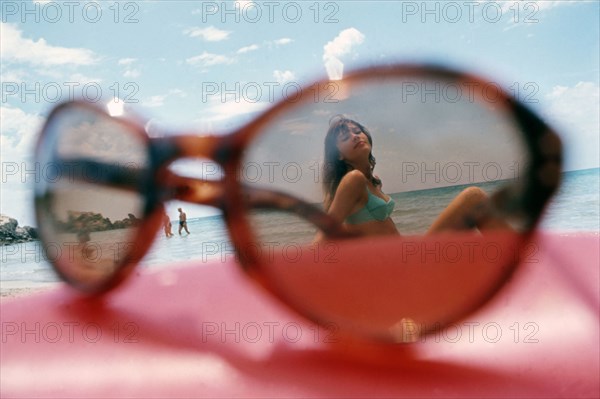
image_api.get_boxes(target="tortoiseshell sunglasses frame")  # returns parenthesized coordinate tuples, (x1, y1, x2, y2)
(34, 64, 562, 327)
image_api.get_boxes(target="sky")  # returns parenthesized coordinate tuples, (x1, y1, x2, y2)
(1, 0, 599, 224)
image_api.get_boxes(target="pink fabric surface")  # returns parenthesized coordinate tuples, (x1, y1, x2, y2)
(1, 232, 598, 398)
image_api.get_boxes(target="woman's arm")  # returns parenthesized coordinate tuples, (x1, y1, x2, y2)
(313, 170, 368, 243)
(326, 170, 368, 223)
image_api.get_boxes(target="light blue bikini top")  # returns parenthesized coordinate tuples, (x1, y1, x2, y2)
(345, 188, 395, 225)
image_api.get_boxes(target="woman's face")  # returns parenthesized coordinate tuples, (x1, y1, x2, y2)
(335, 122, 371, 164)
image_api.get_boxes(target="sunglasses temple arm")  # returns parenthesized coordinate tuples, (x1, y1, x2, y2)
(159, 177, 351, 239)
(50, 158, 225, 208)
(241, 184, 356, 239)
(54, 158, 352, 238)
(52, 159, 149, 192)
(163, 173, 225, 208)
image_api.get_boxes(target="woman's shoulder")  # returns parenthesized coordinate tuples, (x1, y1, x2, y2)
(337, 170, 369, 197)
(340, 170, 368, 187)
(330, 170, 369, 213)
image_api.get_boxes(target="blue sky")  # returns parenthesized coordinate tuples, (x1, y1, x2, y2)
(1, 0, 599, 224)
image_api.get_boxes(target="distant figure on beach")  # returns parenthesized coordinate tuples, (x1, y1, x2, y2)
(178, 207, 190, 235)
(76, 229, 91, 244)
(163, 211, 174, 237)
(319, 115, 510, 239)
(76, 229, 95, 261)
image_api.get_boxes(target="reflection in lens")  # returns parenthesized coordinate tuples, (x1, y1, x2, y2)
(243, 77, 528, 240)
(36, 105, 148, 289)
(240, 74, 530, 340)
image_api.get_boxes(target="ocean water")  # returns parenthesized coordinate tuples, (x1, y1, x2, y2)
(539, 168, 600, 231)
(1, 168, 598, 291)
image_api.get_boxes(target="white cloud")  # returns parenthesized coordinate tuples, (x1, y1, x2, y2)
(544, 81, 600, 170)
(190, 1, 259, 20)
(124, 69, 141, 78)
(0, 105, 43, 161)
(237, 44, 259, 54)
(506, 0, 573, 12)
(186, 52, 235, 68)
(274, 38, 293, 45)
(232, 38, 293, 56)
(67, 73, 102, 84)
(0, 68, 26, 83)
(234, 1, 255, 10)
(323, 28, 365, 80)
(488, 0, 578, 30)
(118, 58, 137, 66)
(200, 96, 269, 123)
(476, 0, 575, 13)
(273, 70, 295, 84)
(0, 23, 97, 66)
(184, 26, 231, 42)
(118, 58, 140, 78)
(143, 89, 186, 108)
(144, 95, 168, 108)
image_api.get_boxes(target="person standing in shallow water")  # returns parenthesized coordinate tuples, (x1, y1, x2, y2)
(319, 115, 511, 238)
(178, 207, 190, 235)
(163, 211, 174, 237)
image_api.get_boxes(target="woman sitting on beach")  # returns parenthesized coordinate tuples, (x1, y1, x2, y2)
(321, 115, 509, 237)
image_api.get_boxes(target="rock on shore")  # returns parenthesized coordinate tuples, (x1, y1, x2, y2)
(56, 211, 142, 232)
(0, 215, 38, 246)
(0, 212, 141, 246)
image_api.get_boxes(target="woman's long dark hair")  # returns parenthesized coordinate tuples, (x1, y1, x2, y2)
(322, 115, 380, 210)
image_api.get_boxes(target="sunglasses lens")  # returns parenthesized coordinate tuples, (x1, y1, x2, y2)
(240, 73, 539, 341)
(35, 104, 149, 291)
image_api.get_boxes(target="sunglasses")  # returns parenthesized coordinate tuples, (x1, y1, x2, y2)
(33, 64, 562, 343)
